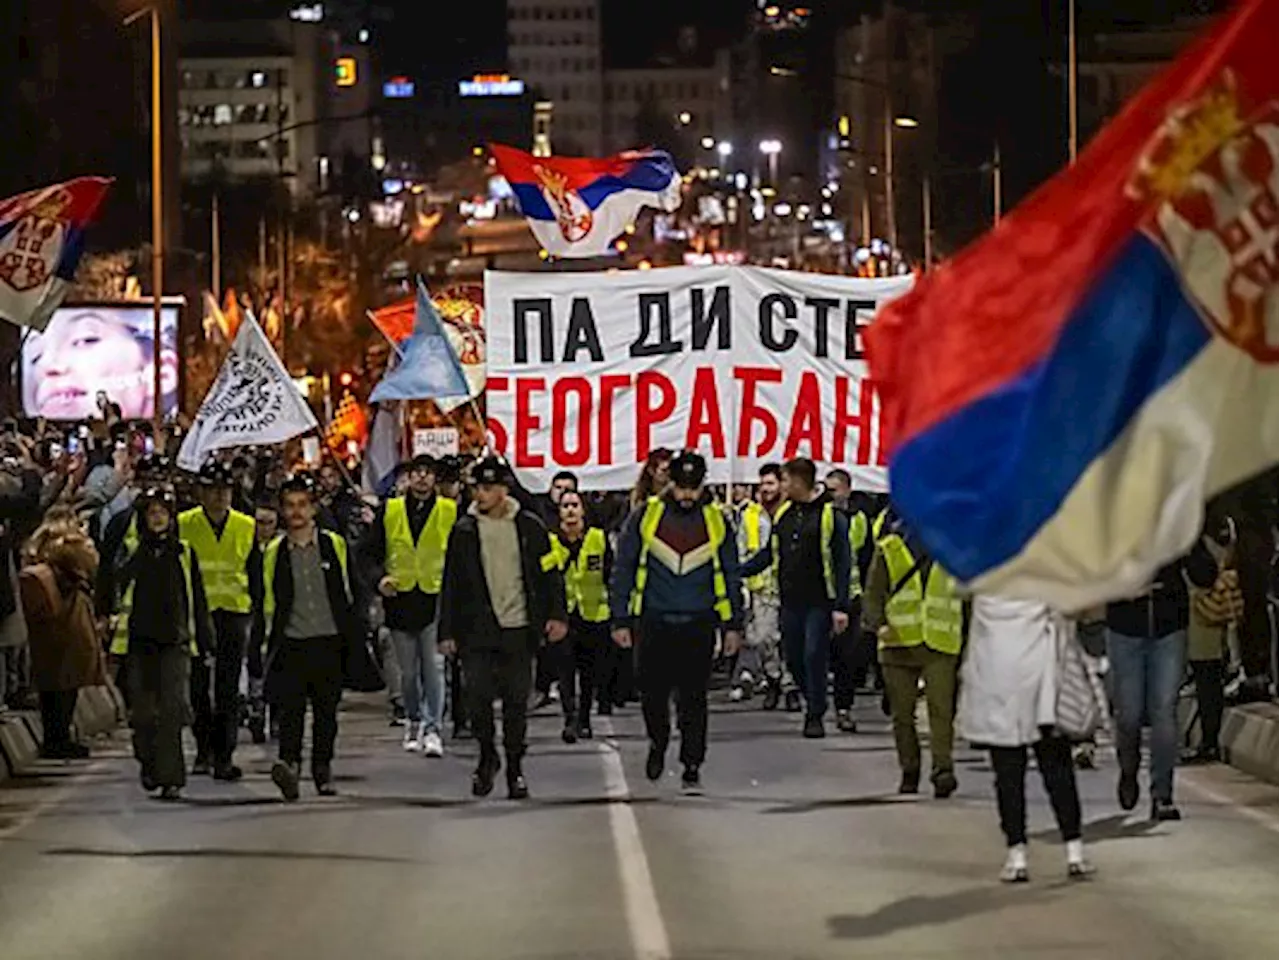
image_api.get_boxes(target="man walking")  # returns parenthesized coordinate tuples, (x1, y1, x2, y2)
(361, 454, 456, 758)
(825, 468, 869, 733)
(179, 463, 259, 780)
(741, 458, 851, 738)
(438, 456, 567, 800)
(258, 475, 359, 802)
(611, 451, 744, 794)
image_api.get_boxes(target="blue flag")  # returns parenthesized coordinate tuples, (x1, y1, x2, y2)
(370, 280, 470, 402)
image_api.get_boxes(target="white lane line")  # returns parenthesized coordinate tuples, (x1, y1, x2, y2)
(1179, 769, 1279, 832)
(597, 717, 672, 960)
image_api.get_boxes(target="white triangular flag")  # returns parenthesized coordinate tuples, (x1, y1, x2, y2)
(178, 314, 319, 471)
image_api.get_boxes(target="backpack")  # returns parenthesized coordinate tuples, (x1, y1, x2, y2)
(19, 563, 65, 624)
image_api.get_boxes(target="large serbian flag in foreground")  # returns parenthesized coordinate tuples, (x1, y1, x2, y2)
(489, 143, 682, 258)
(866, 0, 1277, 611)
(0, 177, 112, 331)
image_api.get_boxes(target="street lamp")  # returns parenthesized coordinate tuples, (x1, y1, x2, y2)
(759, 139, 782, 186)
(124, 3, 164, 436)
(716, 141, 733, 158)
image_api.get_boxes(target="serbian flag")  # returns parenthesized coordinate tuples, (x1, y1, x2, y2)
(489, 143, 682, 258)
(866, 0, 1277, 611)
(0, 177, 112, 331)
(369, 296, 416, 350)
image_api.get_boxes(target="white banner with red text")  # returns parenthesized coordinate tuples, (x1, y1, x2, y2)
(485, 265, 912, 492)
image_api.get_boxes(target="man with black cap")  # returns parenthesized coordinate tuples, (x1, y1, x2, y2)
(111, 485, 214, 800)
(610, 450, 744, 794)
(360, 453, 457, 758)
(438, 455, 567, 800)
(179, 462, 260, 779)
(256, 474, 359, 801)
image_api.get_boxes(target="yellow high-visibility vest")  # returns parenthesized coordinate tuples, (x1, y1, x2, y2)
(549, 527, 610, 623)
(178, 507, 255, 614)
(384, 496, 457, 595)
(872, 508, 890, 544)
(848, 510, 867, 600)
(878, 534, 962, 655)
(110, 539, 198, 656)
(741, 501, 769, 592)
(629, 498, 732, 623)
(771, 499, 838, 601)
(262, 529, 351, 627)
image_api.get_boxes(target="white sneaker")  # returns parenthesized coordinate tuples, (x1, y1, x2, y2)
(403, 723, 422, 752)
(729, 686, 745, 702)
(422, 730, 444, 758)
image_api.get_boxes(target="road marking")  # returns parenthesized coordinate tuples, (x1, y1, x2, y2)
(598, 717, 672, 960)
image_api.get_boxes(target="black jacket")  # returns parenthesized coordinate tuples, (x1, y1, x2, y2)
(251, 530, 359, 654)
(1106, 542, 1217, 638)
(438, 500, 567, 650)
(120, 534, 215, 656)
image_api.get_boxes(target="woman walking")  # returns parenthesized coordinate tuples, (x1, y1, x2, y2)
(958, 595, 1098, 883)
(20, 508, 105, 759)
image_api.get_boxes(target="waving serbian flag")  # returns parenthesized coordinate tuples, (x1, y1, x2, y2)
(865, 0, 1277, 611)
(0, 177, 112, 331)
(489, 143, 682, 258)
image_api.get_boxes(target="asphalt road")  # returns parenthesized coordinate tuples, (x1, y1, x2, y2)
(1, 690, 1275, 960)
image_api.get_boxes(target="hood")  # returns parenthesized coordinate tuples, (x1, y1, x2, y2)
(469, 495, 521, 521)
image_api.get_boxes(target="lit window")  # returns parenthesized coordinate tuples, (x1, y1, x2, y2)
(213, 104, 233, 125)
(251, 71, 267, 88)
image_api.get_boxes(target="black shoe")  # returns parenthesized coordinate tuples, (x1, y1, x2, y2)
(933, 769, 958, 799)
(1151, 798, 1182, 822)
(472, 753, 500, 798)
(645, 743, 666, 782)
(313, 764, 337, 797)
(507, 771, 530, 800)
(249, 720, 267, 745)
(680, 766, 703, 795)
(192, 755, 212, 776)
(271, 760, 301, 802)
(803, 716, 826, 739)
(212, 763, 243, 782)
(453, 724, 473, 741)
(1117, 768, 1140, 811)
(762, 684, 780, 711)
(577, 720, 594, 740)
(597, 702, 614, 717)
(784, 690, 802, 713)
(561, 722, 578, 744)
(835, 710, 857, 733)
(899, 771, 920, 795)
(140, 772, 158, 792)
(157, 786, 182, 802)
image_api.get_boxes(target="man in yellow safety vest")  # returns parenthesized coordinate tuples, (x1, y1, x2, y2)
(734, 463, 794, 709)
(179, 462, 260, 781)
(548, 488, 612, 743)
(862, 516, 965, 798)
(114, 486, 214, 801)
(257, 474, 359, 801)
(610, 451, 744, 795)
(361, 454, 456, 758)
(741, 458, 852, 739)
(824, 467, 870, 733)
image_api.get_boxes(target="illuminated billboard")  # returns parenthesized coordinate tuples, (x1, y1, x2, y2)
(458, 74, 524, 97)
(335, 57, 357, 87)
(383, 76, 415, 98)
(22, 303, 181, 420)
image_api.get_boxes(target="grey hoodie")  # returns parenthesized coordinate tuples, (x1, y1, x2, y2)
(471, 496, 529, 629)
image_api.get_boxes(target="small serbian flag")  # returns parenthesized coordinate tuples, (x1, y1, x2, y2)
(489, 143, 682, 258)
(865, 0, 1277, 611)
(0, 177, 113, 332)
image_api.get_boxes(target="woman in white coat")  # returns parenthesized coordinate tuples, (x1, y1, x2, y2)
(957, 594, 1094, 883)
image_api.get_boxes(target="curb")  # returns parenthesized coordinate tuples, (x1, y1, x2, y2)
(1221, 702, 1279, 785)
(0, 682, 123, 783)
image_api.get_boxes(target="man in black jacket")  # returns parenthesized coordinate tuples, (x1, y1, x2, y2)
(1106, 540, 1217, 822)
(255, 475, 359, 802)
(438, 456, 568, 800)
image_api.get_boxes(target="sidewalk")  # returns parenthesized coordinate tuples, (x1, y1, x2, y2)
(0, 684, 125, 781)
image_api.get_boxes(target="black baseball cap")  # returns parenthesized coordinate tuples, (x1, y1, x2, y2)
(407, 453, 437, 473)
(669, 451, 707, 489)
(472, 455, 511, 487)
(280, 472, 318, 498)
(198, 462, 234, 488)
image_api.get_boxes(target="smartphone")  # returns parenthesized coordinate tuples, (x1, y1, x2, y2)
(77, 425, 89, 439)
(143, 436, 155, 455)
(66, 435, 80, 455)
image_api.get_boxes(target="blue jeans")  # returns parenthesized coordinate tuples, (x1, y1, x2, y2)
(780, 603, 832, 719)
(1107, 629, 1186, 803)
(392, 623, 445, 732)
